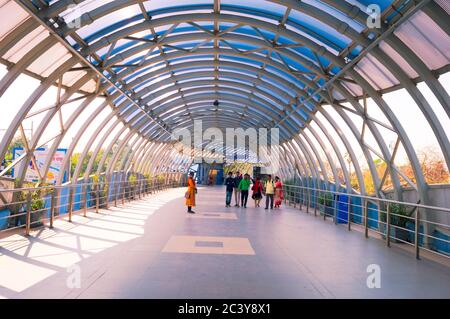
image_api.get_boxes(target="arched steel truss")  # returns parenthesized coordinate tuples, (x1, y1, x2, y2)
(0, 0, 449, 213)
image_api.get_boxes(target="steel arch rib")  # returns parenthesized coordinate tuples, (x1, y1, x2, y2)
(0, 1, 449, 215)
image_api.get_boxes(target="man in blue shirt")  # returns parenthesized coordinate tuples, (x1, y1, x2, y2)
(224, 172, 235, 207)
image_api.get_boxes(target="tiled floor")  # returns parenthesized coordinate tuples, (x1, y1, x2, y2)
(0, 186, 449, 299)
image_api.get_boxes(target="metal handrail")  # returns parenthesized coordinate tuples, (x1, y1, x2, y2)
(282, 183, 450, 260)
(283, 184, 450, 213)
(0, 173, 187, 236)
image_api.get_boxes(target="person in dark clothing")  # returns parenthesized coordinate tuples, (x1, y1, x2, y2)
(251, 176, 263, 207)
(224, 172, 235, 207)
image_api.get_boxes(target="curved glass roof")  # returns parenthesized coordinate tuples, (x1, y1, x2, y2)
(1, 1, 447, 140)
(0, 0, 449, 204)
(8, 0, 438, 140)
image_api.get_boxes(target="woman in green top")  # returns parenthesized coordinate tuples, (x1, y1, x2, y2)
(238, 174, 251, 208)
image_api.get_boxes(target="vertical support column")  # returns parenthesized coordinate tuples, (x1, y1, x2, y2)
(347, 194, 351, 231)
(105, 176, 110, 209)
(314, 189, 317, 216)
(138, 178, 142, 200)
(135, 177, 138, 197)
(306, 188, 310, 214)
(50, 188, 56, 229)
(68, 187, 74, 222)
(25, 191, 32, 236)
(83, 184, 88, 217)
(323, 190, 326, 220)
(122, 173, 126, 204)
(299, 186, 303, 210)
(386, 203, 391, 247)
(96, 184, 99, 213)
(334, 193, 338, 225)
(129, 179, 132, 201)
(415, 209, 420, 260)
(364, 199, 369, 238)
(293, 186, 296, 208)
(114, 175, 118, 207)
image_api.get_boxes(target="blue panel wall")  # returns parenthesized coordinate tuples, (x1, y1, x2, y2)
(0, 209, 9, 230)
(367, 202, 379, 229)
(337, 194, 349, 224)
(351, 197, 363, 224)
(432, 229, 450, 255)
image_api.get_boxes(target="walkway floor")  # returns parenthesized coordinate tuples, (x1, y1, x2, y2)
(0, 186, 449, 299)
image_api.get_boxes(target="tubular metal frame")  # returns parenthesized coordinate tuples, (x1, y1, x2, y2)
(283, 183, 450, 260)
(0, 0, 447, 242)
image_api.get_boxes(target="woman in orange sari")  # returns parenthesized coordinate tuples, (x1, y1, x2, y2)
(185, 172, 197, 213)
(274, 176, 283, 209)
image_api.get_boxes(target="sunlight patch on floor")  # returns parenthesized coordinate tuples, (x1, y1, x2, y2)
(0, 188, 183, 295)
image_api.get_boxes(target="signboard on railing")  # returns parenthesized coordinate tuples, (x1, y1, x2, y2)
(12, 148, 68, 184)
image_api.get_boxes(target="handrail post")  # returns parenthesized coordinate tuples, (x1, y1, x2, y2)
(386, 203, 391, 247)
(50, 188, 56, 229)
(334, 193, 338, 225)
(294, 187, 297, 208)
(138, 179, 142, 200)
(68, 186, 74, 222)
(129, 182, 132, 202)
(299, 186, 302, 210)
(323, 190, 326, 221)
(302, 186, 306, 209)
(25, 191, 32, 236)
(122, 176, 125, 205)
(105, 180, 109, 209)
(415, 208, 420, 260)
(347, 194, 351, 231)
(293, 186, 296, 208)
(314, 189, 317, 216)
(364, 199, 368, 238)
(136, 180, 139, 200)
(95, 184, 99, 213)
(114, 180, 118, 207)
(306, 188, 310, 214)
(83, 184, 88, 217)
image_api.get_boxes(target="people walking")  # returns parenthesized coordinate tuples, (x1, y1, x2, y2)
(251, 176, 263, 207)
(224, 172, 234, 207)
(233, 171, 242, 207)
(274, 176, 284, 209)
(238, 173, 251, 208)
(264, 175, 275, 210)
(185, 172, 197, 214)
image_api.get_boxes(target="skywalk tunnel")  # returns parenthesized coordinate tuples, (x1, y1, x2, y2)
(0, 0, 449, 299)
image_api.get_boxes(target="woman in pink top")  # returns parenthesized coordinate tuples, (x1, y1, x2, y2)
(274, 176, 284, 208)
